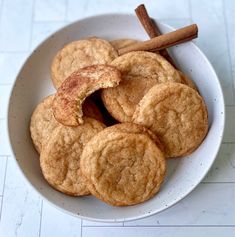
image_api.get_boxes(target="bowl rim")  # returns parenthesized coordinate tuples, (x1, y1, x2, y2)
(7, 13, 225, 222)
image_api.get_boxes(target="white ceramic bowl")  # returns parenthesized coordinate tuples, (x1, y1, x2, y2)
(7, 14, 225, 222)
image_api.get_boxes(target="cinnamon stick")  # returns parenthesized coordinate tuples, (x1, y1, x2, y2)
(118, 24, 198, 56)
(135, 4, 176, 67)
(135, 4, 159, 38)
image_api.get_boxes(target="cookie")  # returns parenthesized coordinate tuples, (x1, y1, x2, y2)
(53, 65, 121, 126)
(30, 95, 103, 153)
(108, 123, 165, 153)
(30, 95, 60, 153)
(80, 125, 166, 206)
(133, 82, 208, 158)
(101, 51, 182, 122)
(51, 37, 118, 89)
(110, 38, 139, 50)
(40, 117, 105, 196)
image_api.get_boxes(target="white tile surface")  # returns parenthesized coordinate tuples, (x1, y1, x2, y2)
(82, 226, 235, 237)
(0, 158, 41, 237)
(66, 0, 87, 21)
(40, 201, 81, 237)
(0, 85, 12, 119)
(34, 0, 66, 21)
(149, 0, 190, 19)
(67, 0, 190, 22)
(224, 0, 235, 68)
(0, 0, 235, 236)
(0, 53, 29, 84)
(190, 0, 235, 105)
(0, 0, 34, 51)
(203, 143, 235, 182)
(0, 119, 12, 156)
(31, 21, 67, 49)
(83, 219, 123, 226)
(0, 196, 2, 218)
(0, 157, 7, 195)
(223, 107, 235, 142)
(125, 183, 235, 226)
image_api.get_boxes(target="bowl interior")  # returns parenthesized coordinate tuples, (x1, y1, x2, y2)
(8, 14, 225, 222)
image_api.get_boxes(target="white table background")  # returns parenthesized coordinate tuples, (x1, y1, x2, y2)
(0, 0, 235, 236)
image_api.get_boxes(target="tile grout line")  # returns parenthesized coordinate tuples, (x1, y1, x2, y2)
(0, 50, 29, 53)
(32, 19, 70, 24)
(32, 18, 192, 24)
(65, 0, 69, 21)
(0, 0, 5, 26)
(38, 200, 43, 237)
(81, 219, 83, 237)
(0, 83, 14, 86)
(201, 182, 235, 184)
(222, 0, 235, 104)
(28, 0, 36, 51)
(82, 225, 235, 228)
(188, 0, 193, 24)
(0, 156, 8, 224)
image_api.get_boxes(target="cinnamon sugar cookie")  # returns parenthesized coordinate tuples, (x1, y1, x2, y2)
(53, 65, 121, 126)
(30, 95, 103, 153)
(133, 82, 208, 158)
(102, 51, 182, 122)
(51, 37, 118, 89)
(40, 117, 105, 196)
(107, 122, 165, 153)
(80, 125, 166, 206)
(30, 95, 60, 153)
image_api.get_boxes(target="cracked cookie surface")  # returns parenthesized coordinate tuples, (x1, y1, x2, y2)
(40, 117, 105, 196)
(106, 123, 165, 153)
(80, 125, 166, 206)
(51, 37, 118, 89)
(30, 95, 60, 153)
(133, 82, 208, 158)
(102, 51, 182, 122)
(53, 65, 121, 126)
(30, 95, 104, 153)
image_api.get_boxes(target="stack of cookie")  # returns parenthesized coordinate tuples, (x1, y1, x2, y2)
(30, 36, 208, 206)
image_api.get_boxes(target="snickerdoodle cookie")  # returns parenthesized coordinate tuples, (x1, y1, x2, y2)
(51, 37, 118, 89)
(53, 65, 121, 126)
(80, 125, 166, 206)
(133, 82, 208, 158)
(30, 95, 104, 153)
(101, 51, 182, 122)
(108, 123, 165, 153)
(40, 117, 105, 196)
(30, 95, 60, 153)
